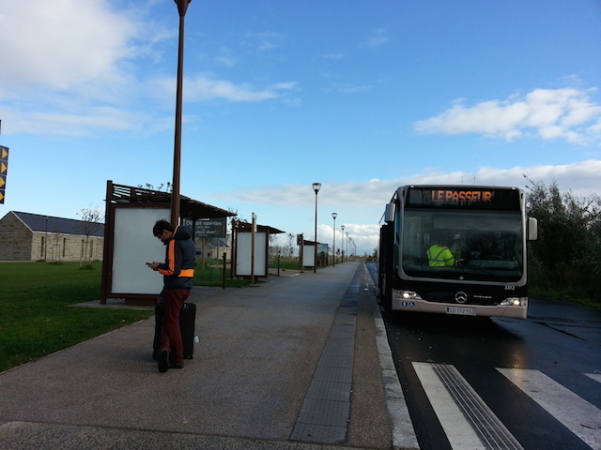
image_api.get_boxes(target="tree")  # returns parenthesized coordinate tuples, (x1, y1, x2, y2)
(76, 206, 103, 268)
(137, 182, 172, 192)
(525, 178, 601, 302)
(288, 233, 295, 257)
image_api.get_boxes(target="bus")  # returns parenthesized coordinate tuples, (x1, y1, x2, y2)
(378, 185, 537, 319)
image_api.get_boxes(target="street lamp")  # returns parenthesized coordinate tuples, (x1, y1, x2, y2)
(346, 232, 349, 260)
(312, 182, 321, 273)
(331, 212, 337, 267)
(171, 0, 192, 226)
(340, 224, 345, 263)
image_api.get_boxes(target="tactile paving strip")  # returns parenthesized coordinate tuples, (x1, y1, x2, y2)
(290, 269, 360, 444)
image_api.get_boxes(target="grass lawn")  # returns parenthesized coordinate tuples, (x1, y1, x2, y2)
(193, 261, 251, 288)
(0, 257, 322, 373)
(0, 261, 153, 373)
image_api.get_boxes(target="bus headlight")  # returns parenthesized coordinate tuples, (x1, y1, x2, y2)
(395, 290, 422, 300)
(500, 297, 528, 307)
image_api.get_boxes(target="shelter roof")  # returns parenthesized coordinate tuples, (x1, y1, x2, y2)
(108, 183, 235, 220)
(232, 220, 285, 235)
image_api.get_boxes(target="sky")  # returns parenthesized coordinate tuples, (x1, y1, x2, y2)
(1, 0, 600, 256)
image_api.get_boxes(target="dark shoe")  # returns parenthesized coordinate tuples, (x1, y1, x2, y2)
(170, 361, 184, 369)
(157, 349, 169, 373)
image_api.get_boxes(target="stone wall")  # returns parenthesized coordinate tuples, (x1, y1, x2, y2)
(0, 212, 104, 262)
(33, 232, 104, 262)
(0, 213, 32, 260)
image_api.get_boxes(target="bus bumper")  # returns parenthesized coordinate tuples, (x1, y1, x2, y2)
(391, 295, 528, 319)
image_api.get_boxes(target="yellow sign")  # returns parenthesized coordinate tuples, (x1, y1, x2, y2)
(0, 145, 7, 204)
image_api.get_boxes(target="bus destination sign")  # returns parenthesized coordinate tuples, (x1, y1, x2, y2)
(431, 189, 493, 205)
(407, 186, 520, 210)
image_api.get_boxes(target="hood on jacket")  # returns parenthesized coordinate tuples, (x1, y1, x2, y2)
(174, 226, 192, 240)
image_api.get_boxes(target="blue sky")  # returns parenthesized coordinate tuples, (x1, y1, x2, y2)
(1, 0, 600, 255)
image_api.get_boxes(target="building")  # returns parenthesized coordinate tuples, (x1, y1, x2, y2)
(196, 235, 231, 261)
(0, 211, 104, 262)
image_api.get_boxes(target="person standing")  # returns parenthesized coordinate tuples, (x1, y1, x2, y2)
(149, 219, 196, 373)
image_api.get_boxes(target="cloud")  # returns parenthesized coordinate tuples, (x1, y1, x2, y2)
(0, 1, 297, 136)
(216, 160, 601, 254)
(185, 76, 291, 102)
(0, 106, 147, 137)
(243, 31, 284, 52)
(215, 55, 237, 68)
(0, 0, 155, 96)
(414, 88, 601, 145)
(318, 53, 345, 60)
(219, 162, 601, 222)
(218, 160, 601, 208)
(0, 0, 170, 135)
(360, 28, 389, 48)
(326, 83, 373, 94)
(216, 178, 398, 207)
(148, 75, 298, 103)
(317, 223, 381, 255)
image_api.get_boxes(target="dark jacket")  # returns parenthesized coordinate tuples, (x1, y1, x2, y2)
(157, 226, 196, 290)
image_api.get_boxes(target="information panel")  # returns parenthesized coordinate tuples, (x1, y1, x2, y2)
(112, 207, 169, 295)
(235, 231, 267, 277)
(194, 217, 227, 238)
(303, 244, 315, 268)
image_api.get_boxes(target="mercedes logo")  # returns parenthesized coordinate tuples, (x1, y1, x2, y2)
(455, 291, 468, 304)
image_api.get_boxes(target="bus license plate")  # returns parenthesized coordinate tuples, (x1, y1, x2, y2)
(446, 306, 476, 316)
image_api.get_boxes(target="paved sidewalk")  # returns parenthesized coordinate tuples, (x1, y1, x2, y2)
(0, 262, 418, 449)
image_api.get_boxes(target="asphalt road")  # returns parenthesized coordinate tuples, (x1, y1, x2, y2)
(365, 262, 601, 450)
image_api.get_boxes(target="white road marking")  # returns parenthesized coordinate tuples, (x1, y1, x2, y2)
(413, 362, 523, 449)
(585, 373, 601, 384)
(498, 368, 601, 450)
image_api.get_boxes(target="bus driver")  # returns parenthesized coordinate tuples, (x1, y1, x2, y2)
(427, 233, 456, 267)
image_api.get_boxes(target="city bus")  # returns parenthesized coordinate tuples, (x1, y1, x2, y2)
(378, 185, 537, 319)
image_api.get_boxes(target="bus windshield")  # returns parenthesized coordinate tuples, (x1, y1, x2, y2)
(401, 209, 523, 282)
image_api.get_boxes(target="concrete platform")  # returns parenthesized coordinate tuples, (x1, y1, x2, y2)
(0, 262, 418, 449)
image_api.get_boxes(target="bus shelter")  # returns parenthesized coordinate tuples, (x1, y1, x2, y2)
(231, 220, 284, 280)
(100, 181, 235, 306)
(298, 236, 329, 268)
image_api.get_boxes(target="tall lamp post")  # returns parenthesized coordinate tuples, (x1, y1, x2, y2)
(171, 0, 192, 226)
(331, 212, 337, 267)
(312, 182, 321, 273)
(346, 232, 350, 260)
(340, 224, 345, 263)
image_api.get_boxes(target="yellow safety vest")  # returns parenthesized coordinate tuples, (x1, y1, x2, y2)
(427, 245, 455, 267)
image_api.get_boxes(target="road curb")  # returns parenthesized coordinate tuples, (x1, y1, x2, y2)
(363, 264, 420, 450)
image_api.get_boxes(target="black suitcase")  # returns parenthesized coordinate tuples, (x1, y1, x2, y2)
(180, 302, 196, 359)
(153, 302, 196, 360)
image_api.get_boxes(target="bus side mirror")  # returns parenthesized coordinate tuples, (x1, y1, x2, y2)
(384, 203, 395, 223)
(527, 217, 538, 241)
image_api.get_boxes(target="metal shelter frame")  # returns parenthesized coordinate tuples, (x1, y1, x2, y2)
(100, 181, 235, 305)
(230, 220, 285, 279)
